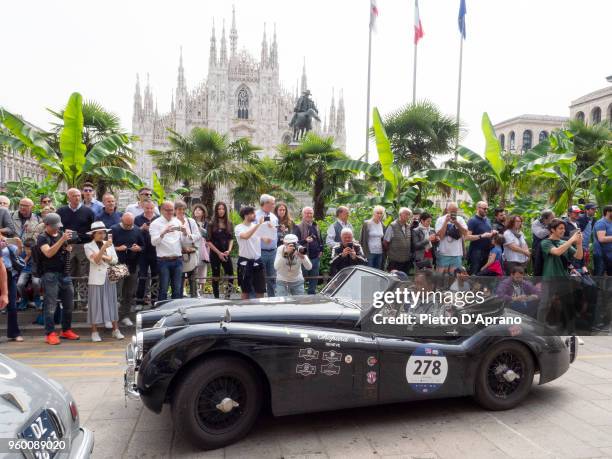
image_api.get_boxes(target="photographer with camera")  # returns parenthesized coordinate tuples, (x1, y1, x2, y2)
(435, 202, 469, 274)
(274, 234, 311, 296)
(36, 213, 79, 345)
(466, 201, 498, 274)
(329, 228, 367, 276)
(292, 207, 323, 294)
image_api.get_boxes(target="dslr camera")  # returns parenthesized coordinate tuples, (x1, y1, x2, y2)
(284, 242, 307, 257)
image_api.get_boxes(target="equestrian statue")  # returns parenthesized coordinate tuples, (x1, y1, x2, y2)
(289, 89, 320, 142)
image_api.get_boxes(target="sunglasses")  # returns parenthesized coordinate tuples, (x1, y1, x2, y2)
(141, 193, 152, 197)
(83, 189, 94, 192)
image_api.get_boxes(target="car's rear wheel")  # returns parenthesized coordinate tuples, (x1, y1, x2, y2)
(171, 356, 262, 450)
(474, 341, 534, 410)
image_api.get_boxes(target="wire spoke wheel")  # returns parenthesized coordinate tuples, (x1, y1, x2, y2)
(487, 351, 523, 398)
(196, 375, 247, 432)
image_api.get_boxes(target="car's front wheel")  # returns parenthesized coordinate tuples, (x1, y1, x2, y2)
(171, 356, 262, 450)
(474, 341, 535, 410)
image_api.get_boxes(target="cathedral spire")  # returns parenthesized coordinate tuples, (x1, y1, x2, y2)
(270, 23, 278, 68)
(220, 19, 227, 64)
(300, 58, 307, 93)
(329, 88, 336, 133)
(132, 73, 142, 123)
(209, 19, 217, 68)
(230, 5, 238, 56)
(336, 89, 346, 140)
(261, 23, 268, 67)
(143, 73, 153, 117)
(177, 46, 186, 92)
(171, 92, 175, 112)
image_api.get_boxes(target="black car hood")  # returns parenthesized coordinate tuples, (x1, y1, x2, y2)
(163, 295, 361, 329)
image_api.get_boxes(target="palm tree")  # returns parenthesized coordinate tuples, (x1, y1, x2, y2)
(0, 93, 142, 190)
(231, 157, 294, 206)
(382, 101, 460, 171)
(150, 127, 261, 214)
(276, 133, 354, 220)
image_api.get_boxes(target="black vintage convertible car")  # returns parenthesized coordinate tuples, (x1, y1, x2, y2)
(124, 266, 577, 450)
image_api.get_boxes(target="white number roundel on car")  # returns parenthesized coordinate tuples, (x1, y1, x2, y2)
(405, 347, 448, 394)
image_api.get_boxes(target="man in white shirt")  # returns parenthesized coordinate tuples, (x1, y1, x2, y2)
(255, 194, 278, 297)
(149, 201, 184, 300)
(235, 206, 266, 299)
(326, 206, 353, 248)
(435, 202, 469, 274)
(125, 187, 160, 217)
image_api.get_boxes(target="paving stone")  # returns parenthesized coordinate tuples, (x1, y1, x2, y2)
(87, 418, 136, 459)
(123, 427, 173, 458)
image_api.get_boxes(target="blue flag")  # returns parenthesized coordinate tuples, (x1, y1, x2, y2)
(458, 0, 467, 39)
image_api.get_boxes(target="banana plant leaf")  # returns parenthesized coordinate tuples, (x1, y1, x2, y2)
(83, 133, 130, 171)
(329, 159, 381, 176)
(152, 172, 165, 204)
(0, 108, 57, 161)
(59, 93, 86, 181)
(481, 112, 504, 180)
(95, 166, 143, 188)
(410, 168, 482, 203)
(372, 107, 400, 192)
(457, 146, 497, 177)
(514, 152, 576, 175)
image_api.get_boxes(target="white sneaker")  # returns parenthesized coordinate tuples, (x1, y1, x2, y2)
(91, 332, 102, 342)
(104, 321, 113, 329)
(120, 317, 134, 327)
(112, 329, 125, 340)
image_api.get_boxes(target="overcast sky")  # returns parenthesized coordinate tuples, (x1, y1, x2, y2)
(1, 0, 610, 160)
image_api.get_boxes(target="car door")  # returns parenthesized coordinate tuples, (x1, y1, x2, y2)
(269, 327, 380, 416)
(376, 333, 472, 403)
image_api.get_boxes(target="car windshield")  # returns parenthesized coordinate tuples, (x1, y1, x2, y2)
(325, 268, 389, 310)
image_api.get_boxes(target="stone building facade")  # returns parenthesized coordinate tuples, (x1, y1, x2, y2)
(131, 6, 346, 206)
(569, 83, 612, 125)
(493, 114, 569, 153)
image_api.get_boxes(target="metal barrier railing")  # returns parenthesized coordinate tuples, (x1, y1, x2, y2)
(69, 274, 333, 310)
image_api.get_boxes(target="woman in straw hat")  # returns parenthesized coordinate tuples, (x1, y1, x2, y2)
(84, 222, 123, 342)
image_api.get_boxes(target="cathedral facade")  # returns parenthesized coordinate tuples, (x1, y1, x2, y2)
(131, 6, 346, 199)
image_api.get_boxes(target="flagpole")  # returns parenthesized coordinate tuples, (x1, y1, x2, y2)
(453, 35, 464, 200)
(412, 40, 417, 104)
(365, 24, 373, 163)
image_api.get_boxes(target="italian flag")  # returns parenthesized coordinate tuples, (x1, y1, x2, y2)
(370, 0, 379, 31)
(414, 0, 424, 44)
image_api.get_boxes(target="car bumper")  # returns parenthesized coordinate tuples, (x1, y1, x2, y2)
(68, 427, 94, 459)
(566, 336, 578, 363)
(124, 342, 140, 400)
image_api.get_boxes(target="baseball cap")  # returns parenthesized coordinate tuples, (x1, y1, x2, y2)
(283, 234, 298, 244)
(43, 213, 63, 229)
(568, 205, 583, 214)
(584, 203, 597, 210)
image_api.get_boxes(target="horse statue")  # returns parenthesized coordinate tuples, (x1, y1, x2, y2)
(289, 89, 320, 142)
(291, 108, 321, 142)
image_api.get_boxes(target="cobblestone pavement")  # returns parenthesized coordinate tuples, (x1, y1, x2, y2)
(1, 334, 612, 459)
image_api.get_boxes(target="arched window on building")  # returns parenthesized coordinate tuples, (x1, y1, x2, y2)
(575, 111, 585, 123)
(237, 87, 249, 119)
(509, 131, 516, 151)
(538, 130, 548, 143)
(499, 134, 505, 150)
(608, 103, 612, 124)
(591, 106, 601, 124)
(522, 130, 533, 152)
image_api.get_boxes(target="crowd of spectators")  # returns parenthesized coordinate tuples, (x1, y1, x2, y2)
(0, 182, 610, 344)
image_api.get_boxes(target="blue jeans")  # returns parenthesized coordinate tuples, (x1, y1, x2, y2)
(157, 258, 183, 301)
(276, 280, 305, 296)
(367, 253, 383, 270)
(42, 272, 74, 335)
(6, 272, 19, 338)
(301, 257, 320, 294)
(261, 249, 276, 297)
(136, 255, 158, 302)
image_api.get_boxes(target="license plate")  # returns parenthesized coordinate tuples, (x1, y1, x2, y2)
(20, 409, 62, 458)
